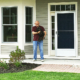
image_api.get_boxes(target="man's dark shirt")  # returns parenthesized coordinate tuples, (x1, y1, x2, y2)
(32, 26, 45, 41)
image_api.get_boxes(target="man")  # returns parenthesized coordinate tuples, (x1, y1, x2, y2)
(32, 21, 46, 62)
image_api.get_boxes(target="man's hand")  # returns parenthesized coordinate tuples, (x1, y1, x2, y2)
(38, 31, 41, 34)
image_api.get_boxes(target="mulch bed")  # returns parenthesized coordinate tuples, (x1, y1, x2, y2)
(0, 63, 41, 74)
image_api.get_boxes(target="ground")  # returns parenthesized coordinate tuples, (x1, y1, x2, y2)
(0, 63, 40, 73)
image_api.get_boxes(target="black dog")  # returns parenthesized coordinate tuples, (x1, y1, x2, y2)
(36, 27, 44, 41)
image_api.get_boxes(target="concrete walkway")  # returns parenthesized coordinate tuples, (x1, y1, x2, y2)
(23, 58, 80, 65)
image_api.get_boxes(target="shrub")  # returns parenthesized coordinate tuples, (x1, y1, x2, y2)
(0, 60, 9, 69)
(9, 46, 25, 63)
(14, 61, 22, 67)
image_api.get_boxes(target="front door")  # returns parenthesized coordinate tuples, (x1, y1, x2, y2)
(55, 12, 76, 56)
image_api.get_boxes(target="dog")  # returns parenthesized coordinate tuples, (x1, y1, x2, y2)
(36, 27, 44, 41)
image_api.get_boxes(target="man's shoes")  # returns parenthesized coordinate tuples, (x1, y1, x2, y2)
(33, 59, 37, 62)
(41, 59, 44, 62)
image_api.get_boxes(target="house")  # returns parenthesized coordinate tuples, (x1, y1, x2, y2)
(0, 0, 79, 59)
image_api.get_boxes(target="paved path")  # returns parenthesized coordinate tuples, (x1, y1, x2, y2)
(32, 64, 80, 73)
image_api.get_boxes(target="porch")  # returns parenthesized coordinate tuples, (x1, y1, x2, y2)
(2, 57, 80, 66)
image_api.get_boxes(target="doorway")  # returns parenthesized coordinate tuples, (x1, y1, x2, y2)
(55, 12, 76, 56)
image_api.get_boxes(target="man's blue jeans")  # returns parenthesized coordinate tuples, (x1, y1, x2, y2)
(33, 40, 44, 60)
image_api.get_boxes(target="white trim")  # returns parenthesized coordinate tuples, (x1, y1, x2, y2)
(48, 2, 78, 57)
(75, 3, 78, 57)
(48, 3, 50, 56)
(24, 43, 33, 46)
(48, 2, 77, 5)
(1, 55, 80, 60)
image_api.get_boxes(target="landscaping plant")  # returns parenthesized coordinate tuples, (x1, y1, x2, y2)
(9, 46, 25, 63)
(0, 60, 9, 69)
(14, 61, 22, 67)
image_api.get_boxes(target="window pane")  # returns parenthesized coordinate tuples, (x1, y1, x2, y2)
(11, 16, 17, 24)
(3, 7, 17, 24)
(26, 16, 32, 24)
(11, 7, 17, 16)
(26, 7, 32, 24)
(51, 5, 55, 11)
(52, 23, 55, 29)
(52, 16, 55, 22)
(52, 30, 54, 36)
(25, 25, 31, 42)
(3, 8, 9, 15)
(61, 5, 65, 11)
(56, 5, 60, 11)
(3, 25, 17, 42)
(52, 37, 55, 50)
(71, 4, 75, 10)
(66, 5, 70, 10)
(3, 17, 9, 24)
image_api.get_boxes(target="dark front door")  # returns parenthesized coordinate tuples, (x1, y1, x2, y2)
(57, 13, 74, 49)
(56, 12, 75, 56)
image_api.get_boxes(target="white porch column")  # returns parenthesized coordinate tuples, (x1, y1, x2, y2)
(18, 1, 24, 50)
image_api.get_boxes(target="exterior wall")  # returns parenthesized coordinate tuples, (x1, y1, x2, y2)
(0, 0, 36, 58)
(1, 45, 17, 55)
(24, 45, 48, 55)
(36, 0, 80, 56)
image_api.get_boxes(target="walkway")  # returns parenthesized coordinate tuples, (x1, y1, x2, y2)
(32, 64, 80, 73)
(23, 59, 80, 73)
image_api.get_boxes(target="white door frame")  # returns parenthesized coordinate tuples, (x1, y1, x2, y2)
(55, 11, 76, 56)
(48, 2, 78, 57)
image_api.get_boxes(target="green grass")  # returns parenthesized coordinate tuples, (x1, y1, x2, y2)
(0, 70, 80, 80)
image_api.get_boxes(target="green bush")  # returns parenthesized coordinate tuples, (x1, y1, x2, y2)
(9, 46, 25, 63)
(14, 61, 22, 67)
(0, 60, 9, 69)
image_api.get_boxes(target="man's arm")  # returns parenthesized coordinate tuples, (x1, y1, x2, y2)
(32, 31, 40, 35)
(44, 31, 46, 38)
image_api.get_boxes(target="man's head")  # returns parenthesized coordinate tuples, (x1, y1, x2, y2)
(35, 21, 39, 27)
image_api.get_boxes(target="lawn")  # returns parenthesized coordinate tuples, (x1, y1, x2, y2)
(0, 70, 80, 80)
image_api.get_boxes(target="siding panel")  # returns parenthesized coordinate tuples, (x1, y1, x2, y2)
(1, 45, 17, 55)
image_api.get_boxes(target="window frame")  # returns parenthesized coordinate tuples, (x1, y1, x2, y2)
(1, 6, 18, 43)
(51, 4, 75, 11)
(25, 6, 33, 43)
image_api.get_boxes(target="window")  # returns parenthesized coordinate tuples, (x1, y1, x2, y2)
(51, 16, 55, 50)
(66, 5, 70, 10)
(51, 4, 75, 11)
(25, 7, 33, 42)
(2, 7, 17, 42)
(51, 5, 55, 11)
(61, 5, 65, 11)
(56, 5, 60, 11)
